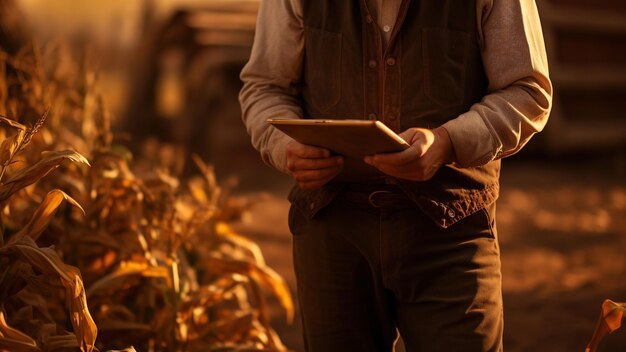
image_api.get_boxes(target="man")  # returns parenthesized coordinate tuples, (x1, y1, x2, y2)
(240, 0, 551, 351)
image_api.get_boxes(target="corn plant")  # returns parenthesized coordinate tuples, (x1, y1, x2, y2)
(0, 37, 292, 352)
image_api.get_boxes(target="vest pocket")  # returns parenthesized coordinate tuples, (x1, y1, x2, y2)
(304, 27, 342, 112)
(422, 27, 470, 107)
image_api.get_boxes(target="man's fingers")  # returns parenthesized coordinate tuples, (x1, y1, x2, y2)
(362, 127, 446, 182)
(365, 141, 428, 166)
(366, 148, 416, 166)
(293, 166, 342, 190)
(365, 131, 431, 167)
(287, 142, 331, 158)
(289, 156, 343, 171)
(293, 165, 343, 183)
(398, 128, 418, 142)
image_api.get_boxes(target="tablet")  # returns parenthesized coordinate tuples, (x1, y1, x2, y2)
(268, 119, 410, 159)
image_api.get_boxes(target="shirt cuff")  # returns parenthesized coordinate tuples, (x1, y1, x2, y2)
(442, 110, 500, 168)
(267, 131, 293, 175)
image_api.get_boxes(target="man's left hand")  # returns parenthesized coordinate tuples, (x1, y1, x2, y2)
(364, 127, 455, 181)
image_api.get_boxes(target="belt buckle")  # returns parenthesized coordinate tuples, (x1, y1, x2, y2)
(368, 190, 393, 208)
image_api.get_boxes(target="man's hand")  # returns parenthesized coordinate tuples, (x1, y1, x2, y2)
(286, 140, 344, 190)
(364, 127, 455, 181)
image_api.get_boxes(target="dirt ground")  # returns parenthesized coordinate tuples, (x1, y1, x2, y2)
(231, 155, 626, 352)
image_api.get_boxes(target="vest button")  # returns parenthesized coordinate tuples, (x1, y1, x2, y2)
(388, 114, 397, 121)
(368, 59, 377, 68)
(368, 113, 377, 120)
(366, 15, 373, 24)
(386, 57, 396, 66)
(384, 177, 397, 185)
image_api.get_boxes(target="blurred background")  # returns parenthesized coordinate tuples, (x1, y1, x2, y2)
(4, 0, 626, 350)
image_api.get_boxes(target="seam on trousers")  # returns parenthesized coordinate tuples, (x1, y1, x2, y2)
(379, 210, 389, 287)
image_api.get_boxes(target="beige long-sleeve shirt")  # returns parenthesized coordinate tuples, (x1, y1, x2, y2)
(239, 0, 552, 174)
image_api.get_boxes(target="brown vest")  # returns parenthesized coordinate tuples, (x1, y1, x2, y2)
(290, 0, 500, 228)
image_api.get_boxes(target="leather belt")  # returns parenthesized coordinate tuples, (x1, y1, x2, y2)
(367, 190, 397, 208)
(338, 185, 415, 209)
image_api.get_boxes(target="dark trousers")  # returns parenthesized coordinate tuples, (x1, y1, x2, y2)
(289, 188, 503, 352)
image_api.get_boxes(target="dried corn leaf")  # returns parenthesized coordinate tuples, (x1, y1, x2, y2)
(0, 310, 40, 352)
(0, 130, 25, 166)
(265, 328, 287, 351)
(205, 256, 294, 324)
(65, 277, 98, 352)
(246, 279, 277, 350)
(0, 116, 27, 130)
(183, 274, 249, 313)
(201, 311, 255, 341)
(87, 260, 171, 296)
(0, 237, 97, 352)
(8, 189, 84, 245)
(192, 155, 220, 203)
(216, 223, 265, 266)
(0, 150, 90, 201)
(586, 299, 626, 352)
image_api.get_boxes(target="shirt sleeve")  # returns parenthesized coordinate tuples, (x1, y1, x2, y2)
(441, 0, 553, 167)
(238, 0, 304, 174)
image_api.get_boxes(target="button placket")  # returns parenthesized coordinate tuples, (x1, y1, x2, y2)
(362, 5, 381, 125)
(382, 39, 401, 131)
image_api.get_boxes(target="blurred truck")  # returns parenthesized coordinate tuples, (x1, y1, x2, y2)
(538, 0, 626, 153)
(121, 0, 274, 188)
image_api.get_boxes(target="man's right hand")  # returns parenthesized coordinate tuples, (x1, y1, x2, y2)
(286, 140, 344, 190)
